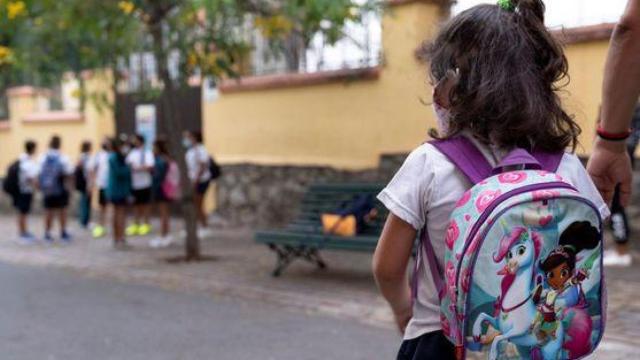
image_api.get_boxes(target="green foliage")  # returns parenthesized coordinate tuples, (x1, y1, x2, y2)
(1, 0, 378, 91)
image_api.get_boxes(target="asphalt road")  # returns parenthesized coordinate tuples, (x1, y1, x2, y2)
(0, 262, 397, 360)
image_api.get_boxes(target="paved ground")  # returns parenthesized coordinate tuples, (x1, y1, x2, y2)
(0, 211, 637, 359)
(0, 261, 397, 360)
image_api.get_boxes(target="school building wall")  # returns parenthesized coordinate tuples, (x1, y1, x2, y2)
(0, 71, 115, 172)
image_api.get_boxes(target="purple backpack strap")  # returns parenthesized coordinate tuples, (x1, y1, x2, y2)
(532, 150, 563, 173)
(412, 228, 445, 302)
(430, 137, 493, 185)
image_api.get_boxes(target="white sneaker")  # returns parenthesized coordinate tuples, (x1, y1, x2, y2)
(149, 237, 162, 248)
(149, 235, 173, 248)
(603, 250, 632, 267)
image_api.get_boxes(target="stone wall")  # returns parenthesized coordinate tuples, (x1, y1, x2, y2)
(213, 153, 408, 228)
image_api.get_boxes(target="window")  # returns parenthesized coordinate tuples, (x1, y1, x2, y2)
(249, 11, 382, 76)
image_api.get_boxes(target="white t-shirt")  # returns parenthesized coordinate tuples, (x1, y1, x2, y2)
(126, 148, 154, 190)
(18, 153, 39, 194)
(377, 136, 610, 341)
(185, 144, 211, 183)
(94, 150, 110, 190)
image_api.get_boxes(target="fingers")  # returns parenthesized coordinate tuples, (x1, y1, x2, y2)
(600, 187, 614, 207)
(619, 176, 633, 207)
(592, 176, 615, 206)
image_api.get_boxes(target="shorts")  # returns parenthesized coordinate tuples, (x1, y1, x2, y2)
(99, 189, 107, 206)
(196, 180, 210, 195)
(43, 191, 70, 210)
(108, 196, 129, 206)
(132, 187, 152, 205)
(397, 331, 455, 360)
(12, 193, 33, 215)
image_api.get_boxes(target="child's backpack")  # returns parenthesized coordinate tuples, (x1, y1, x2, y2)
(161, 160, 181, 201)
(208, 156, 222, 180)
(2, 160, 20, 196)
(420, 137, 604, 360)
(74, 161, 87, 192)
(39, 154, 65, 197)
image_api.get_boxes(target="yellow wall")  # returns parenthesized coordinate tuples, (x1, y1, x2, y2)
(204, 2, 611, 169)
(562, 40, 609, 156)
(204, 2, 442, 170)
(0, 72, 114, 172)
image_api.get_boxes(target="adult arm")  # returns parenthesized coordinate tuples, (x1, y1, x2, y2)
(587, 0, 640, 206)
(372, 213, 416, 334)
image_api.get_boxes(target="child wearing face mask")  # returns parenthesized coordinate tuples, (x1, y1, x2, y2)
(106, 135, 132, 249)
(92, 137, 113, 238)
(183, 130, 212, 235)
(371, 1, 610, 358)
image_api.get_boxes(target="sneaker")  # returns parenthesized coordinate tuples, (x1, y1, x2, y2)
(17, 233, 37, 245)
(43, 233, 55, 243)
(149, 235, 173, 248)
(92, 225, 106, 238)
(603, 250, 632, 267)
(60, 231, 72, 243)
(138, 223, 152, 236)
(125, 224, 139, 237)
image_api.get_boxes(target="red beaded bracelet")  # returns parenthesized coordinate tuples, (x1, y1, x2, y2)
(596, 125, 632, 141)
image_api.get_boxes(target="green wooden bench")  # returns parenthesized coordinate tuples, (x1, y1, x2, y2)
(255, 183, 388, 277)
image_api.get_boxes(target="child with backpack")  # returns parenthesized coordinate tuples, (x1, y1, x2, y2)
(372, 1, 610, 359)
(75, 140, 95, 229)
(3, 140, 38, 243)
(183, 130, 213, 235)
(106, 136, 132, 250)
(125, 134, 155, 237)
(149, 138, 179, 248)
(39, 135, 74, 243)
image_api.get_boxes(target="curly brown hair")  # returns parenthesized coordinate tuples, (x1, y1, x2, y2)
(419, 0, 580, 152)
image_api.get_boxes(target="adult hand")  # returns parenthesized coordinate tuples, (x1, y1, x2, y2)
(587, 138, 632, 206)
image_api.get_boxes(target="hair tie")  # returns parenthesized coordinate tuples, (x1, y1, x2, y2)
(497, 0, 516, 12)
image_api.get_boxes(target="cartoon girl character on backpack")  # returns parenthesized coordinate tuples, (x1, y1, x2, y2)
(531, 221, 600, 357)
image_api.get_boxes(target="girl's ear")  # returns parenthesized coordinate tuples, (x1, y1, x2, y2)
(433, 69, 460, 108)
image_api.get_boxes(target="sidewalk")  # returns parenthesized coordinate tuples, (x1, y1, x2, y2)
(0, 215, 637, 358)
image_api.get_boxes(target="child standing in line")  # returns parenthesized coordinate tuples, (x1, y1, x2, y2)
(76, 140, 95, 229)
(372, 1, 610, 358)
(125, 134, 155, 237)
(106, 137, 132, 249)
(149, 138, 176, 248)
(12, 140, 38, 243)
(39, 135, 75, 243)
(92, 137, 113, 238)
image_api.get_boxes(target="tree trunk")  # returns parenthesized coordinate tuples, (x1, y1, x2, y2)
(148, 20, 201, 260)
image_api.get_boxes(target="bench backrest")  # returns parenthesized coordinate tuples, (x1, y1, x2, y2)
(290, 183, 388, 236)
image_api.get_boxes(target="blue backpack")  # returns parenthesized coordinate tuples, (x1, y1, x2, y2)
(39, 154, 65, 197)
